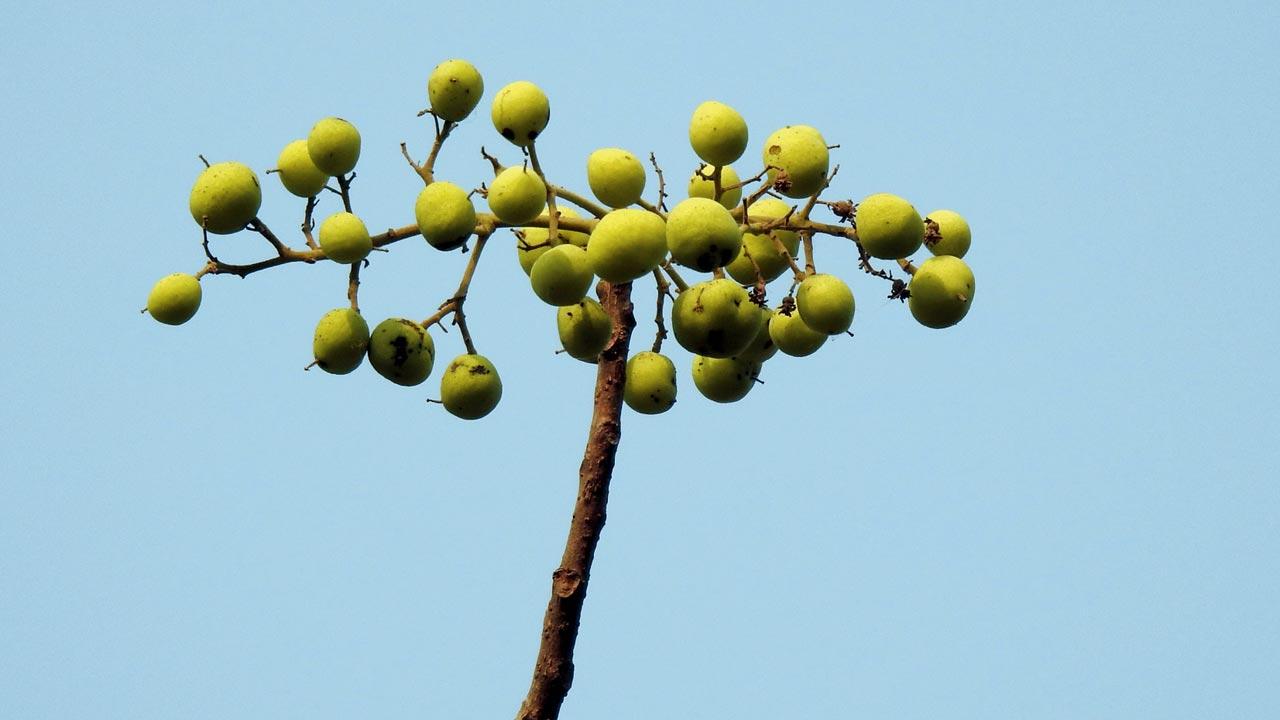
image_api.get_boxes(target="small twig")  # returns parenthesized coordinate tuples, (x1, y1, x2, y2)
(248, 218, 288, 255)
(197, 154, 210, 168)
(421, 231, 491, 355)
(302, 196, 320, 249)
(659, 260, 689, 292)
(527, 142, 559, 245)
(801, 232, 815, 276)
(347, 262, 362, 312)
(336, 173, 354, 213)
(421, 119, 457, 184)
(651, 269, 671, 353)
(798, 165, 839, 221)
(649, 152, 668, 212)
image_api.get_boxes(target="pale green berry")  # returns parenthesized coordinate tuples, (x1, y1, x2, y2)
(924, 209, 971, 258)
(368, 318, 435, 386)
(318, 211, 372, 264)
(530, 244, 592, 306)
(768, 307, 826, 357)
(689, 100, 748, 166)
(487, 166, 547, 224)
(762, 125, 829, 198)
(146, 273, 201, 325)
(725, 197, 800, 285)
(491, 81, 550, 147)
(275, 139, 329, 198)
(440, 354, 503, 419)
(856, 193, 924, 260)
(585, 208, 668, 283)
(428, 59, 484, 122)
(307, 117, 361, 176)
(908, 255, 975, 329)
(516, 206, 590, 275)
(557, 298, 613, 362)
(666, 197, 742, 272)
(415, 181, 476, 251)
(796, 273, 855, 335)
(688, 164, 742, 210)
(692, 355, 761, 403)
(312, 308, 369, 375)
(624, 351, 677, 414)
(671, 279, 762, 358)
(587, 148, 646, 208)
(189, 161, 261, 234)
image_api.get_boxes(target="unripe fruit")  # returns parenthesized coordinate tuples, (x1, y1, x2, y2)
(924, 209, 971, 258)
(666, 197, 742, 272)
(275, 140, 329, 198)
(307, 117, 361, 176)
(624, 351, 677, 414)
(692, 355, 761, 403)
(487, 166, 547, 224)
(491, 81, 550, 147)
(530, 244, 593, 306)
(189, 161, 261, 234)
(856, 193, 924, 260)
(318, 211, 372, 264)
(671, 279, 762, 358)
(312, 308, 369, 375)
(146, 273, 201, 325)
(908, 255, 975, 329)
(368, 318, 435, 386)
(725, 197, 800, 284)
(736, 304, 778, 363)
(587, 148, 646, 208)
(428, 59, 484, 122)
(440, 354, 503, 419)
(689, 100, 748, 166)
(762, 125, 829, 198)
(688, 164, 742, 210)
(796, 273, 855, 335)
(516, 206, 590, 275)
(415, 181, 476, 251)
(557, 298, 613, 362)
(586, 208, 668, 283)
(769, 308, 826, 357)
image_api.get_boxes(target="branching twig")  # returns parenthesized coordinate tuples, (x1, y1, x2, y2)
(649, 152, 667, 212)
(421, 231, 491, 355)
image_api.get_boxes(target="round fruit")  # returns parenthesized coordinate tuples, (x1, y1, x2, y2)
(188, 161, 261, 234)
(692, 355, 761, 403)
(312, 308, 369, 375)
(796, 273, 854, 335)
(491, 81, 550, 147)
(557, 298, 613, 362)
(925, 209, 971, 258)
(736, 304, 778, 363)
(428, 59, 484, 122)
(318, 211, 372, 264)
(587, 148, 646, 209)
(415, 181, 476, 251)
(275, 139, 329, 198)
(440, 354, 503, 419)
(146, 273, 201, 325)
(688, 164, 742, 210)
(666, 197, 742, 272)
(624, 351, 677, 414)
(689, 100, 748, 166)
(761, 125, 829, 199)
(856, 193, 924, 260)
(908, 255, 975, 329)
(768, 307, 826, 357)
(487, 166, 547, 224)
(725, 197, 801, 284)
(530, 244, 593, 306)
(307, 117, 361, 176)
(367, 318, 435, 386)
(516, 206, 590, 275)
(585, 208, 668, 283)
(670, 279, 763, 358)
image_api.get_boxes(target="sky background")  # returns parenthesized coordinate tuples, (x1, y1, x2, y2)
(2, 1, 1278, 718)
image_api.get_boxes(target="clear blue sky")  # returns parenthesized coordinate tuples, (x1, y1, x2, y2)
(2, 1, 1278, 718)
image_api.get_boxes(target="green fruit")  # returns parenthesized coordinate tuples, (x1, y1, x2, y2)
(428, 59, 484, 122)
(666, 197, 742, 272)
(688, 164, 742, 210)
(587, 148, 646, 208)
(624, 351, 677, 414)
(368, 318, 435, 386)
(796, 273, 854, 335)
(307, 117, 361, 176)
(415, 181, 476, 251)
(689, 100, 748, 166)
(736, 304, 778, 363)
(856, 193, 924, 260)
(312, 308, 370, 374)
(487, 166, 547, 224)
(146, 273, 201, 325)
(516, 206, 589, 275)
(275, 139, 329, 198)
(530, 244, 593, 306)
(692, 355, 761, 403)
(725, 197, 800, 284)
(585, 208, 668, 283)
(762, 125, 829, 199)
(318, 211, 372, 264)
(908, 255, 975, 329)
(925, 209, 971, 258)
(188, 161, 261, 234)
(557, 298, 613, 362)
(491, 80, 550, 147)
(671, 279, 762, 358)
(769, 307, 826, 357)
(440, 354, 503, 419)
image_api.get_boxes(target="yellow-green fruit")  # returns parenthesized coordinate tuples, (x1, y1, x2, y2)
(587, 148, 646, 208)
(146, 273, 201, 325)
(585, 208, 668, 283)
(762, 125, 829, 199)
(275, 139, 329, 198)
(428, 59, 484, 122)
(487, 166, 547, 224)
(415, 181, 476, 251)
(692, 355, 761, 403)
(440, 354, 503, 420)
(925, 209, 971, 258)
(796, 273, 855, 335)
(769, 308, 826, 357)
(689, 100, 748, 166)
(557, 298, 613, 362)
(908, 255, 975, 329)
(666, 197, 742, 272)
(368, 318, 435, 386)
(516, 206, 590, 275)
(318, 211, 372, 264)
(688, 164, 742, 210)
(307, 117, 361, 176)
(530, 244, 592, 306)
(725, 197, 800, 284)
(491, 80, 550, 147)
(312, 308, 370, 375)
(624, 351, 677, 414)
(188, 161, 261, 234)
(671, 279, 762, 358)
(857, 193, 924, 260)
(736, 304, 778, 363)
